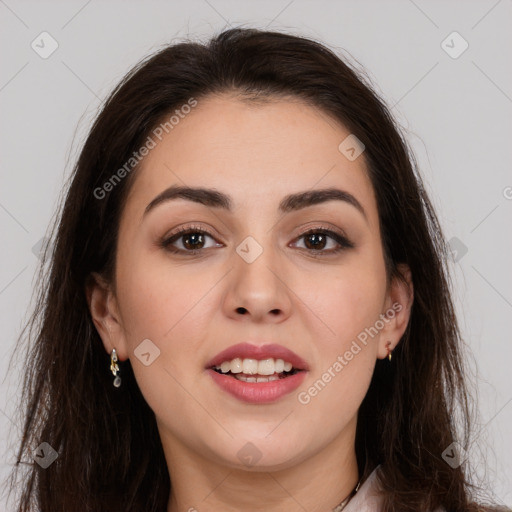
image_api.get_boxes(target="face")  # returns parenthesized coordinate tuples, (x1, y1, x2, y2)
(89, 94, 412, 472)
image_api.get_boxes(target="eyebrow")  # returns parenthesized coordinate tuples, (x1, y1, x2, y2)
(143, 184, 367, 221)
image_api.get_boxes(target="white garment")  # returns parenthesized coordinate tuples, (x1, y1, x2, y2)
(343, 465, 445, 512)
(342, 465, 383, 512)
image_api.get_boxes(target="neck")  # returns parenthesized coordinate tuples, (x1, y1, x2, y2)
(162, 418, 359, 512)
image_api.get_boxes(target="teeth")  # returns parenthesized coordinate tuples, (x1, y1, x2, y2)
(214, 357, 296, 375)
(257, 358, 274, 375)
(242, 359, 258, 375)
(257, 376, 278, 382)
(235, 374, 280, 382)
(230, 358, 243, 373)
(220, 361, 232, 373)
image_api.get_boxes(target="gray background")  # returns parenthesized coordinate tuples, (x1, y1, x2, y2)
(1, 0, 510, 508)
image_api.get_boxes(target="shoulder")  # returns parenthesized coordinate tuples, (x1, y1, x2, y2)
(344, 465, 449, 512)
(345, 466, 510, 512)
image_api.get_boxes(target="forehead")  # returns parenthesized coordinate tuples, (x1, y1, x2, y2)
(123, 94, 377, 223)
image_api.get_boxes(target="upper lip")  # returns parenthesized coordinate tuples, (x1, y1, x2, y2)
(205, 342, 310, 371)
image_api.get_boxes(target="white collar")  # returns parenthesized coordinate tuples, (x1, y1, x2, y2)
(342, 465, 383, 512)
(342, 466, 446, 512)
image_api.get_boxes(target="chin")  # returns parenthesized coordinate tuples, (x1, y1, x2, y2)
(210, 435, 312, 472)
(227, 452, 305, 472)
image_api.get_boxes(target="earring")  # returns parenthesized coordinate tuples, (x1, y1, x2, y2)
(110, 348, 121, 387)
(386, 341, 393, 362)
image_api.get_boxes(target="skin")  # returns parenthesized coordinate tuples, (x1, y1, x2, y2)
(87, 94, 413, 512)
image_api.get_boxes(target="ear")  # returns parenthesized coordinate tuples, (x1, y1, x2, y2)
(377, 263, 414, 360)
(85, 272, 128, 360)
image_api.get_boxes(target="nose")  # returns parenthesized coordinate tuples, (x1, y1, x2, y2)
(222, 239, 292, 324)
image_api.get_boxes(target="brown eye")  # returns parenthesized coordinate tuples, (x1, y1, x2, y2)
(181, 232, 206, 250)
(160, 226, 222, 254)
(303, 232, 329, 250)
(292, 228, 354, 256)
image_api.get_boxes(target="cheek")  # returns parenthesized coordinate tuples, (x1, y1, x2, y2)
(115, 244, 212, 342)
(113, 272, 204, 425)
(294, 279, 380, 434)
(114, 247, 219, 396)
(291, 251, 386, 412)
(296, 258, 387, 347)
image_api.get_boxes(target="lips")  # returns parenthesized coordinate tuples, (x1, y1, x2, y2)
(205, 342, 310, 371)
(207, 368, 307, 404)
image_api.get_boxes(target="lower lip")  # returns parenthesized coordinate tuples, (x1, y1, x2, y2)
(206, 369, 307, 404)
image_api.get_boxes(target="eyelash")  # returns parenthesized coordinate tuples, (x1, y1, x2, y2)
(159, 224, 355, 257)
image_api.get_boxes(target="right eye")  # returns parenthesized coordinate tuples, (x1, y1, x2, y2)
(159, 225, 223, 255)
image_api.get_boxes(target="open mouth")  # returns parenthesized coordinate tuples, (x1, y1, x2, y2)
(206, 351, 309, 403)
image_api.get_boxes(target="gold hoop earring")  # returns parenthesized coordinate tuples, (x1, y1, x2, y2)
(110, 348, 121, 387)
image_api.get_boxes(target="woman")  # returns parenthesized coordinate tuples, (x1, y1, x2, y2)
(7, 27, 504, 512)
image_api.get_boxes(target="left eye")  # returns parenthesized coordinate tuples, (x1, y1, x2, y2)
(161, 228, 220, 253)
(297, 229, 353, 254)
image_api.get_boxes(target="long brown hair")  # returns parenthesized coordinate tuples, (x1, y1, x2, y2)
(6, 27, 502, 512)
